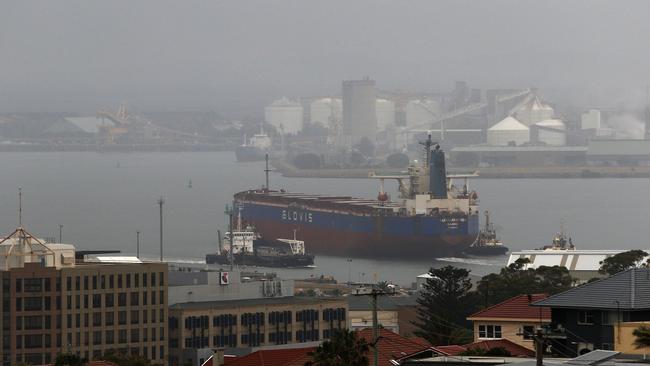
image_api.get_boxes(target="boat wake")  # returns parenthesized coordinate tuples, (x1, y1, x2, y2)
(435, 257, 496, 266)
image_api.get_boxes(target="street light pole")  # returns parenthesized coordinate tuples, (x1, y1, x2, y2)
(157, 196, 165, 261)
(136, 231, 141, 259)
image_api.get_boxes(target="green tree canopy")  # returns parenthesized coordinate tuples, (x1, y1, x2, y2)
(633, 325, 650, 349)
(99, 350, 155, 366)
(305, 329, 369, 366)
(413, 266, 479, 345)
(599, 250, 648, 276)
(475, 258, 574, 307)
(54, 353, 86, 366)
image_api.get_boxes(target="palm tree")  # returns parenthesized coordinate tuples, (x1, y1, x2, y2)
(306, 329, 369, 366)
(633, 325, 650, 349)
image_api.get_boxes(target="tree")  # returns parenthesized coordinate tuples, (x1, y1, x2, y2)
(54, 353, 86, 366)
(306, 329, 369, 366)
(99, 350, 155, 366)
(385, 153, 410, 168)
(599, 250, 648, 276)
(633, 325, 650, 349)
(413, 266, 479, 345)
(475, 258, 574, 307)
(354, 137, 375, 157)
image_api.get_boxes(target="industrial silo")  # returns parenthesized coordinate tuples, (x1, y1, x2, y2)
(264, 98, 304, 134)
(405, 99, 441, 127)
(375, 98, 396, 131)
(487, 116, 530, 146)
(310, 98, 342, 127)
(515, 96, 554, 126)
(342, 79, 377, 138)
(532, 119, 566, 146)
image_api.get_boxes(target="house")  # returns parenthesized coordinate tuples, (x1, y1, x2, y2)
(468, 294, 551, 350)
(348, 295, 419, 336)
(533, 268, 650, 356)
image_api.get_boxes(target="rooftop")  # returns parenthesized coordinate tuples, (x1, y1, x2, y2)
(468, 294, 551, 321)
(170, 296, 345, 311)
(223, 347, 315, 366)
(533, 268, 650, 310)
(348, 295, 418, 311)
(463, 339, 535, 358)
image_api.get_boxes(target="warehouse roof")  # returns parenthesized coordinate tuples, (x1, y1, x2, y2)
(587, 139, 650, 156)
(533, 268, 650, 310)
(451, 146, 587, 153)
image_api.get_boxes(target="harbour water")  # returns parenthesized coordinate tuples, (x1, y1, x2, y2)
(2, 152, 650, 286)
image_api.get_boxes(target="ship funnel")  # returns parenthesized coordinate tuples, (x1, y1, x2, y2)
(429, 144, 448, 199)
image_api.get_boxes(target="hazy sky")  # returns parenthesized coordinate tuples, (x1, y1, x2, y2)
(2, 0, 650, 115)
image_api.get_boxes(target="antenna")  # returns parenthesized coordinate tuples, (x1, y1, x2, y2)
(157, 196, 165, 261)
(18, 187, 22, 227)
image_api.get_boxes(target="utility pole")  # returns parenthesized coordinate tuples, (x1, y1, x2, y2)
(18, 187, 22, 227)
(136, 231, 141, 259)
(354, 287, 387, 366)
(59, 224, 63, 243)
(157, 196, 165, 261)
(533, 329, 544, 366)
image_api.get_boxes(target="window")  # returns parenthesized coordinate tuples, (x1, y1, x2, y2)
(134, 273, 139, 288)
(23, 278, 41, 292)
(118, 329, 127, 343)
(151, 291, 156, 305)
(602, 311, 616, 325)
(92, 276, 97, 290)
(93, 294, 101, 308)
(84, 294, 88, 309)
(522, 325, 535, 340)
(131, 329, 139, 343)
(118, 293, 126, 307)
(159, 272, 164, 286)
(93, 312, 101, 327)
(126, 274, 131, 288)
(105, 312, 114, 326)
(118, 274, 122, 288)
(152, 272, 156, 287)
(24, 297, 42, 311)
(75, 276, 80, 291)
(143, 273, 147, 287)
(159, 290, 164, 305)
(131, 310, 139, 324)
(118, 311, 127, 325)
(478, 325, 502, 339)
(109, 274, 114, 289)
(15, 279, 22, 293)
(105, 330, 114, 345)
(578, 311, 595, 325)
(105, 293, 114, 308)
(143, 292, 148, 306)
(93, 331, 102, 345)
(66, 276, 72, 291)
(84, 276, 88, 290)
(101, 275, 106, 289)
(130, 292, 139, 306)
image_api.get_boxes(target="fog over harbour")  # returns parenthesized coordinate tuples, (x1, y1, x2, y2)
(3, 0, 650, 115)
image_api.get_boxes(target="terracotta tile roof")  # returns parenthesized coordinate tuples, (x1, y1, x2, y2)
(409, 337, 432, 348)
(464, 339, 535, 357)
(356, 328, 431, 365)
(468, 294, 551, 320)
(41, 362, 118, 366)
(432, 345, 468, 356)
(223, 347, 316, 366)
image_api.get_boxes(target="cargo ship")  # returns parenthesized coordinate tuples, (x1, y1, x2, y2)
(233, 136, 480, 260)
(235, 124, 271, 162)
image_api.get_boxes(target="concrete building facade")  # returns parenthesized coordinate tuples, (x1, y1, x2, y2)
(0, 227, 168, 366)
(168, 297, 348, 366)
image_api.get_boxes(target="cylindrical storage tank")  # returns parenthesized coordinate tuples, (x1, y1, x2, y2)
(406, 99, 441, 127)
(533, 119, 566, 146)
(487, 116, 530, 146)
(264, 98, 304, 134)
(375, 98, 396, 131)
(310, 98, 342, 127)
(342, 79, 377, 137)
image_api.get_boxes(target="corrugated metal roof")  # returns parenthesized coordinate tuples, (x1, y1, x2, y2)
(533, 268, 650, 310)
(468, 294, 551, 320)
(452, 146, 587, 153)
(587, 139, 650, 156)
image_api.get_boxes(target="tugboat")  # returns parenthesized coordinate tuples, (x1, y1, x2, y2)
(235, 122, 271, 162)
(465, 210, 508, 256)
(205, 207, 314, 268)
(539, 221, 575, 251)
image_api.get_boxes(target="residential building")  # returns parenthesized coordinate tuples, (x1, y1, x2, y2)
(467, 294, 550, 351)
(613, 321, 650, 355)
(533, 268, 650, 356)
(0, 227, 168, 365)
(168, 297, 347, 366)
(348, 295, 418, 336)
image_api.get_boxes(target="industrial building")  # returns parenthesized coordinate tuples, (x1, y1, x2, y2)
(486, 116, 529, 146)
(376, 98, 396, 131)
(449, 146, 587, 167)
(342, 78, 377, 139)
(265, 98, 304, 134)
(0, 226, 168, 366)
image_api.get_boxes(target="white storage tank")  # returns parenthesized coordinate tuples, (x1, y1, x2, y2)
(581, 109, 601, 130)
(533, 119, 566, 146)
(487, 116, 530, 146)
(310, 98, 342, 127)
(265, 98, 303, 134)
(515, 96, 554, 126)
(375, 98, 396, 131)
(406, 99, 441, 127)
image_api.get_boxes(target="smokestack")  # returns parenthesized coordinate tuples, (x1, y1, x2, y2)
(429, 144, 448, 199)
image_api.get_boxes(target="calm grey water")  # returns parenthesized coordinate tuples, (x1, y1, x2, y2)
(1, 151, 649, 286)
